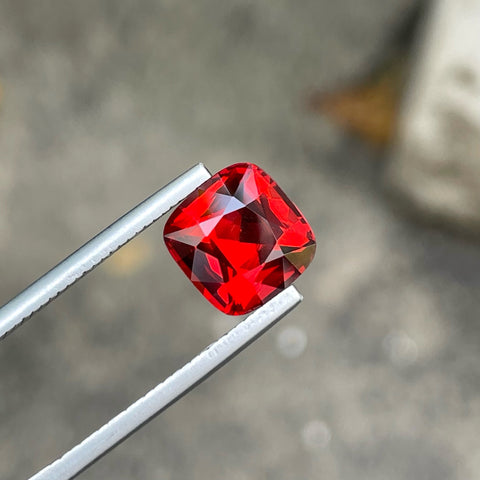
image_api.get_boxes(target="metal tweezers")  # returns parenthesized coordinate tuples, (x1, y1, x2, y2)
(0, 164, 303, 480)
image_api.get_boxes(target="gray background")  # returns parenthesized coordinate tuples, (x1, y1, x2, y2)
(1, 1, 479, 479)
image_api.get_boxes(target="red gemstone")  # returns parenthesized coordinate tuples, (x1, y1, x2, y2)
(163, 163, 316, 315)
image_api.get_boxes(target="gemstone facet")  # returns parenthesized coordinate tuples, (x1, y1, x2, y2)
(163, 163, 316, 315)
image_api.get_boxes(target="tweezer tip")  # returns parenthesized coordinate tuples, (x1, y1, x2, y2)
(284, 285, 303, 303)
(195, 162, 212, 176)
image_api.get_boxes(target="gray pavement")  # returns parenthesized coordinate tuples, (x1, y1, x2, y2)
(1, 1, 479, 479)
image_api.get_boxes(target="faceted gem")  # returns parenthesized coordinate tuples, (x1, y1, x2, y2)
(163, 163, 316, 315)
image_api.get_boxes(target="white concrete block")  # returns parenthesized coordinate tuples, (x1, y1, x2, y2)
(386, 0, 480, 231)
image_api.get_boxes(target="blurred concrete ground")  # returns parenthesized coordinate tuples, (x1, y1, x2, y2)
(1, 1, 480, 479)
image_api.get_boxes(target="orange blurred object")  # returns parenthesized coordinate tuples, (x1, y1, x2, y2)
(308, 61, 405, 148)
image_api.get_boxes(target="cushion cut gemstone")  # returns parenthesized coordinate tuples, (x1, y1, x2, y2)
(163, 163, 316, 315)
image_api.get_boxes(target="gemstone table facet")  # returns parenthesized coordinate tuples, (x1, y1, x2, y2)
(164, 163, 316, 315)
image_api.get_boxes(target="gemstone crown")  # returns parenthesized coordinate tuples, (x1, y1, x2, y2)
(164, 163, 316, 315)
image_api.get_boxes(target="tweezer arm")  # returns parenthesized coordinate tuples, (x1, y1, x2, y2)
(29, 286, 303, 480)
(0, 164, 211, 340)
